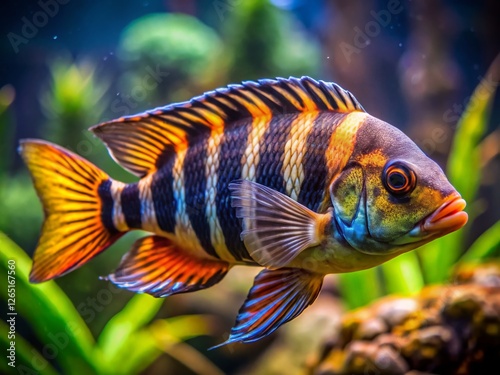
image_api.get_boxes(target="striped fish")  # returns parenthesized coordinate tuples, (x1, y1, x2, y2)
(20, 77, 467, 346)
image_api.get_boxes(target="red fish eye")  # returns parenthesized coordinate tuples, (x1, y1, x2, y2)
(383, 163, 416, 196)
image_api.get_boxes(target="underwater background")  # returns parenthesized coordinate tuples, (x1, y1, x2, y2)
(1, 0, 499, 374)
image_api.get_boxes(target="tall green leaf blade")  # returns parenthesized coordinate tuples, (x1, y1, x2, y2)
(381, 251, 424, 295)
(338, 268, 382, 310)
(0, 232, 99, 375)
(419, 55, 499, 284)
(97, 293, 163, 372)
(448, 55, 499, 203)
(460, 220, 500, 262)
(112, 329, 162, 375)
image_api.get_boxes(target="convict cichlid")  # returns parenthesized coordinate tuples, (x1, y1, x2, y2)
(20, 76, 468, 346)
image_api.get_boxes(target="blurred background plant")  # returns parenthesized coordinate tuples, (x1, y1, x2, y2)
(1, 0, 499, 374)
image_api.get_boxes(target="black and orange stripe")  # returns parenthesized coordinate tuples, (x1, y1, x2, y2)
(90, 77, 366, 263)
(183, 131, 220, 259)
(215, 121, 254, 262)
(255, 114, 298, 193)
(151, 159, 177, 234)
(298, 112, 348, 211)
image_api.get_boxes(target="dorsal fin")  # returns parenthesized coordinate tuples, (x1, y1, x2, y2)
(90, 76, 365, 177)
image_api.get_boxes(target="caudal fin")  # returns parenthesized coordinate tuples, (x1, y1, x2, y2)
(19, 139, 123, 283)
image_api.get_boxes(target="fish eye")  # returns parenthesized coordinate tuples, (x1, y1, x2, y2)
(383, 162, 417, 196)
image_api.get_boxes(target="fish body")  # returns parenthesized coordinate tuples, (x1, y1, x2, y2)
(20, 77, 468, 345)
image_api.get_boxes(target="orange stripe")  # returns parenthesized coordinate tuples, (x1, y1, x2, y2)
(282, 112, 319, 200)
(232, 90, 273, 119)
(172, 150, 207, 257)
(205, 128, 236, 262)
(322, 111, 367, 207)
(241, 115, 273, 181)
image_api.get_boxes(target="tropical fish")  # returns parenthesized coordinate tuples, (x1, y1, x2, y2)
(20, 76, 468, 346)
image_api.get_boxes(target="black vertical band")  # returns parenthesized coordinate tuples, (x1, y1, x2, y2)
(121, 183, 142, 229)
(98, 179, 119, 234)
(184, 133, 219, 259)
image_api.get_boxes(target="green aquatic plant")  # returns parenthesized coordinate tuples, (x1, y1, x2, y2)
(0, 233, 220, 375)
(339, 56, 500, 309)
(117, 13, 223, 105)
(222, 0, 321, 82)
(1, 59, 114, 251)
(40, 57, 109, 152)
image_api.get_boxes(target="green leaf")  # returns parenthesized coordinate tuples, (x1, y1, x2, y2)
(338, 268, 382, 310)
(0, 320, 58, 375)
(419, 55, 499, 284)
(448, 55, 499, 204)
(112, 329, 162, 375)
(460, 220, 500, 262)
(97, 293, 163, 372)
(0, 232, 99, 375)
(381, 251, 424, 295)
(418, 231, 461, 284)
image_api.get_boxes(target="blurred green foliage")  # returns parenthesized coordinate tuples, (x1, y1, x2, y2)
(40, 58, 109, 151)
(117, 13, 223, 105)
(339, 56, 500, 309)
(0, 233, 218, 375)
(223, 0, 321, 82)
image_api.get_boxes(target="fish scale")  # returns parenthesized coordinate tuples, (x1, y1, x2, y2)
(20, 76, 467, 347)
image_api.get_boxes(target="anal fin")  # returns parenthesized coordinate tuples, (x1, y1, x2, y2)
(108, 235, 230, 297)
(212, 268, 323, 347)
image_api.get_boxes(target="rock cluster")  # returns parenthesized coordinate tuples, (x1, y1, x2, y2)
(309, 263, 500, 375)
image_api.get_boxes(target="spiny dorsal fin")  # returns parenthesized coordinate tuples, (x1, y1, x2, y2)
(90, 76, 365, 177)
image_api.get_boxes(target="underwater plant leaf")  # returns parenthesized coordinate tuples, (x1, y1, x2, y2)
(380, 251, 424, 295)
(448, 55, 499, 204)
(117, 315, 215, 375)
(111, 329, 162, 375)
(338, 268, 382, 309)
(97, 293, 163, 366)
(0, 232, 99, 375)
(460, 220, 500, 262)
(0, 320, 58, 375)
(40, 57, 109, 152)
(151, 315, 213, 342)
(419, 55, 499, 284)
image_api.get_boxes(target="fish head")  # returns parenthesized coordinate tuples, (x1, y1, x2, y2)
(330, 114, 468, 255)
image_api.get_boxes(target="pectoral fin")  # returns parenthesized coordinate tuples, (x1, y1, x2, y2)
(229, 180, 331, 268)
(212, 268, 323, 347)
(107, 235, 230, 297)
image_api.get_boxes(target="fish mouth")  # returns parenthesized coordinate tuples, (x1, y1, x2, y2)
(422, 194, 468, 235)
(389, 193, 468, 247)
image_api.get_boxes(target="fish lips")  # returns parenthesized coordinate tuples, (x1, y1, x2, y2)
(423, 194, 468, 234)
(391, 194, 468, 246)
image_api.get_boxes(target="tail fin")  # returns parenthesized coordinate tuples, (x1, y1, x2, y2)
(19, 139, 123, 283)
